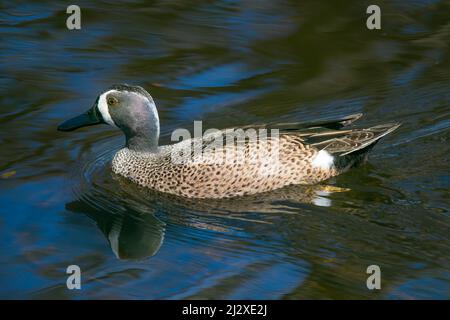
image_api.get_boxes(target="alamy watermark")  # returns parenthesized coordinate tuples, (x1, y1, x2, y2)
(66, 265, 81, 290)
(66, 5, 81, 30)
(170, 121, 281, 166)
(366, 265, 381, 290)
(366, 5, 381, 30)
(66, 4, 380, 31)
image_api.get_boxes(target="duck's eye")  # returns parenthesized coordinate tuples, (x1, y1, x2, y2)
(107, 97, 118, 106)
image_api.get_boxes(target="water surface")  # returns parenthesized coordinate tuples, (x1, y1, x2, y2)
(0, 0, 449, 299)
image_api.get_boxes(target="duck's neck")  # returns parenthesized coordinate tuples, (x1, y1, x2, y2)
(124, 101, 160, 153)
(126, 130, 159, 152)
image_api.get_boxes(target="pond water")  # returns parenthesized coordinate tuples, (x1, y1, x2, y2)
(0, 0, 449, 299)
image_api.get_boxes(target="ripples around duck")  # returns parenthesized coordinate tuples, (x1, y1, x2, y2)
(1, 0, 449, 299)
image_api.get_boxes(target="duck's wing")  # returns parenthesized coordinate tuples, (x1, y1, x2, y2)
(299, 123, 401, 156)
(239, 113, 363, 133)
(199, 113, 365, 148)
(200, 113, 399, 157)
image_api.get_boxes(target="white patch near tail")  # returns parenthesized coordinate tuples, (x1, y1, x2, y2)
(312, 150, 334, 170)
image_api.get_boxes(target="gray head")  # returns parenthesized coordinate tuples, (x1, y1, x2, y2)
(58, 84, 160, 152)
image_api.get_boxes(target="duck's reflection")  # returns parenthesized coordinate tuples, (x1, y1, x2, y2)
(106, 212, 164, 260)
(65, 199, 165, 260)
(65, 174, 348, 260)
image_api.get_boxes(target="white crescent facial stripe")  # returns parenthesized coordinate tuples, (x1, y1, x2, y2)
(97, 90, 117, 127)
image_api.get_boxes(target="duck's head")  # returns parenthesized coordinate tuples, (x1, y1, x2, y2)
(58, 84, 160, 151)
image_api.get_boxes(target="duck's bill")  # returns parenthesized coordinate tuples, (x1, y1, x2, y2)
(57, 106, 104, 132)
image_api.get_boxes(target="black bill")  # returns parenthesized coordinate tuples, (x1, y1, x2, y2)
(57, 102, 104, 132)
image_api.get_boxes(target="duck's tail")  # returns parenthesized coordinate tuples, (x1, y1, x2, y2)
(314, 122, 401, 170)
(290, 114, 400, 171)
(242, 113, 400, 171)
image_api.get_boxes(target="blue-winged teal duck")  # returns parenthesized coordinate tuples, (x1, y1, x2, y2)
(58, 84, 400, 199)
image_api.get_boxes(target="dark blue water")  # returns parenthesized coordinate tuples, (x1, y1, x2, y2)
(0, 0, 449, 299)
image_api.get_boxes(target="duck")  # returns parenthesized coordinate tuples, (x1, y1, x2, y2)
(58, 84, 400, 199)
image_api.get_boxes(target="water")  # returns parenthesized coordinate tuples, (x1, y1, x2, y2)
(1, 0, 449, 299)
